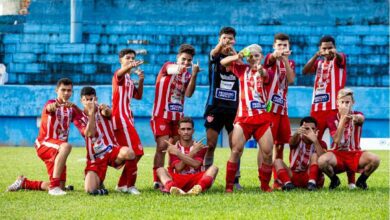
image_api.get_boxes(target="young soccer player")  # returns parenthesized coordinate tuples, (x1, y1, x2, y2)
(318, 88, 380, 190)
(151, 44, 200, 189)
(7, 78, 83, 196)
(274, 117, 326, 191)
(111, 48, 144, 194)
(78, 87, 138, 195)
(157, 117, 218, 195)
(221, 44, 274, 192)
(204, 26, 242, 189)
(263, 33, 296, 189)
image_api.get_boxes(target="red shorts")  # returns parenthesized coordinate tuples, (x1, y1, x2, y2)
(150, 117, 179, 138)
(169, 171, 206, 192)
(114, 126, 144, 156)
(35, 139, 67, 182)
(291, 170, 324, 188)
(269, 113, 291, 145)
(310, 109, 338, 140)
(84, 146, 123, 182)
(330, 150, 363, 173)
(234, 114, 271, 141)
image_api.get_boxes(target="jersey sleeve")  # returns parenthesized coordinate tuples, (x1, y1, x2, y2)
(193, 148, 207, 164)
(327, 114, 339, 137)
(72, 111, 87, 137)
(158, 62, 170, 77)
(169, 153, 181, 170)
(230, 62, 247, 78)
(263, 53, 274, 68)
(113, 69, 125, 85)
(312, 59, 320, 73)
(289, 60, 296, 72)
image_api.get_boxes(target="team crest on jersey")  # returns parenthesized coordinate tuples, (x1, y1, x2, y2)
(159, 125, 166, 131)
(207, 115, 214, 123)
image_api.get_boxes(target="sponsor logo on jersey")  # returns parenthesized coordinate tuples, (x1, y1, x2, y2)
(271, 94, 285, 106)
(313, 94, 330, 103)
(250, 101, 266, 110)
(168, 103, 183, 112)
(215, 88, 237, 101)
(220, 74, 236, 81)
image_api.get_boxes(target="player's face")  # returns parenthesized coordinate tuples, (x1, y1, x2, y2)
(56, 84, 72, 102)
(81, 95, 97, 108)
(177, 53, 193, 67)
(178, 122, 194, 141)
(120, 53, 136, 66)
(273, 39, 290, 52)
(319, 41, 335, 60)
(337, 95, 354, 111)
(247, 52, 263, 66)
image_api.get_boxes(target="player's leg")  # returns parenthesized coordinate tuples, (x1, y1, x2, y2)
(307, 153, 320, 191)
(156, 167, 185, 195)
(257, 127, 274, 192)
(274, 158, 294, 191)
(225, 124, 246, 192)
(346, 171, 356, 189)
(189, 165, 219, 195)
(204, 128, 219, 168)
(85, 171, 100, 193)
(153, 135, 170, 188)
(7, 175, 49, 192)
(115, 146, 139, 194)
(318, 151, 340, 189)
(356, 151, 380, 190)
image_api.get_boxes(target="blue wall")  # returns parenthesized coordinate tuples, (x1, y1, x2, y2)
(0, 85, 388, 146)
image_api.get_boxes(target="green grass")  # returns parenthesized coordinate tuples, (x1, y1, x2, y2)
(0, 147, 388, 219)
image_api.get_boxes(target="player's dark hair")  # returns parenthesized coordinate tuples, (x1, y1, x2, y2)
(219, 26, 236, 37)
(178, 44, 196, 56)
(80, 86, 96, 98)
(274, 33, 289, 42)
(119, 48, 136, 58)
(178, 117, 194, 128)
(319, 35, 336, 46)
(300, 117, 318, 127)
(56, 78, 73, 88)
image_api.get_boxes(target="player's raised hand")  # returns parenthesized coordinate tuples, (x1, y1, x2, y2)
(192, 137, 207, 153)
(192, 60, 202, 74)
(282, 49, 292, 57)
(297, 126, 307, 135)
(135, 68, 144, 80)
(273, 50, 283, 59)
(86, 97, 96, 116)
(329, 48, 337, 56)
(303, 127, 318, 143)
(129, 60, 144, 69)
(64, 101, 75, 108)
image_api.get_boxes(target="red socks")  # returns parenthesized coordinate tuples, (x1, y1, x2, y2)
(277, 168, 291, 184)
(226, 161, 238, 191)
(198, 175, 214, 191)
(118, 159, 138, 187)
(258, 163, 272, 192)
(153, 167, 159, 182)
(23, 178, 43, 190)
(309, 164, 319, 182)
(347, 171, 356, 184)
(164, 180, 175, 191)
(49, 178, 60, 189)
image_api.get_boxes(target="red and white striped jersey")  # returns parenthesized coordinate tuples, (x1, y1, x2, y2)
(112, 70, 140, 130)
(230, 62, 268, 119)
(328, 111, 363, 151)
(169, 142, 207, 175)
(36, 99, 83, 143)
(152, 62, 192, 120)
(264, 54, 295, 115)
(311, 53, 347, 112)
(78, 109, 120, 162)
(289, 139, 327, 172)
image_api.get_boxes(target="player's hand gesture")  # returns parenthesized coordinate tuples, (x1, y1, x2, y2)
(297, 126, 307, 135)
(192, 137, 207, 154)
(329, 48, 337, 56)
(47, 100, 60, 112)
(135, 68, 144, 81)
(129, 60, 144, 69)
(273, 50, 283, 59)
(302, 126, 318, 143)
(192, 60, 201, 74)
(164, 140, 180, 155)
(86, 97, 96, 116)
(315, 50, 324, 57)
(64, 101, 75, 108)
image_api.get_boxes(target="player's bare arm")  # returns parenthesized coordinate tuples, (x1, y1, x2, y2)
(84, 97, 97, 137)
(302, 51, 321, 75)
(185, 61, 201, 97)
(99, 104, 112, 118)
(165, 140, 202, 171)
(333, 106, 351, 145)
(46, 101, 59, 112)
(303, 126, 325, 156)
(289, 126, 305, 147)
(280, 53, 295, 84)
(220, 53, 243, 67)
(352, 114, 365, 125)
(328, 48, 343, 66)
(133, 68, 144, 100)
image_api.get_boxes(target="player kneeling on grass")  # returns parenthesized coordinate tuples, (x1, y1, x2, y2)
(157, 117, 218, 195)
(274, 117, 326, 191)
(221, 44, 274, 193)
(7, 78, 83, 196)
(318, 88, 380, 190)
(79, 87, 138, 195)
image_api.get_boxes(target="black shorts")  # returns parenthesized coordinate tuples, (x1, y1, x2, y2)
(204, 112, 236, 134)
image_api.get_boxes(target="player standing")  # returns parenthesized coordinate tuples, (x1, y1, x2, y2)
(151, 44, 200, 188)
(204, 27, 242, 189)
(111, 48, 144, 194)
(157, 117, 218, 195)
(263, 33, 296, 189)
(221, 44, 274, 193)
(318, 88, 380, 190)
(7, 78, 82, 196)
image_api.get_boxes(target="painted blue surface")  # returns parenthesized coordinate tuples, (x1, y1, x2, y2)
(0, 85, 388, 146)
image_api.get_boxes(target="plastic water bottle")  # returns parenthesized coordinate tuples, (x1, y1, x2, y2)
(0, 64, 8, 85)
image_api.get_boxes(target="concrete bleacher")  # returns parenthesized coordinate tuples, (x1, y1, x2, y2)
(0, 0, 388, 147)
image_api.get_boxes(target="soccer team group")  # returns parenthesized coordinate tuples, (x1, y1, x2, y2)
(7, 27, 381, 196)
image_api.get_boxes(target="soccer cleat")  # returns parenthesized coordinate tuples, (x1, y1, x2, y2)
(260, 185, 273, 193)
(153, 181, 163, 190)
(329, 175, 341, 190)
(234, 183, 243, 191)
(65, 185, 74, 191)
(307, 182, 317, 191)
(356, 179, 368, 190)
(7, 176, 25, 192)
(187, 185, 202, 196)
(89, 189, 109, 196)
(348, 183, 356, 190)
(170, 186, 186, 196)
(272, 181, 282, 190)
(115, 185, 128, 193)
(127, 186, 141, 195)
(48, 187, 66, 196)
(282, 182, 295, 191)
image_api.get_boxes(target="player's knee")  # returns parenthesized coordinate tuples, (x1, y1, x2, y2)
(371, 155, 380, 168)
(60, 143, 72, 154)
(123, 148, 135, 160)
(317, 155, 328, 168)
(231, 148, 243, 158)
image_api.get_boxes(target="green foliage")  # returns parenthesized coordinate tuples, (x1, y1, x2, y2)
(0, 147, 388, 219)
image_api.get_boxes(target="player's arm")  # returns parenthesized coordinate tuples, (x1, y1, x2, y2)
(220, 53, 243, 67)
(289, 127, 304, 148)
(116, 60, 144, 78)
(46, 101, 59, 113)
(84, 98, 97, 138)
(281, 53, 295, 84)
(210, 41, 225, 58)
(329, 49, 344, 66)
(133, 69, 144, 100)
(185, 61, 201, 97)
(303, 127, 326, 156)
(302, 51, 321, 75)
(99, 104, 112, 118)
(332, 115, 350, 145)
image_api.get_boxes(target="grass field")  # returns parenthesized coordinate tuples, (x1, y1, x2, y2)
(0, 147, 388, 219)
